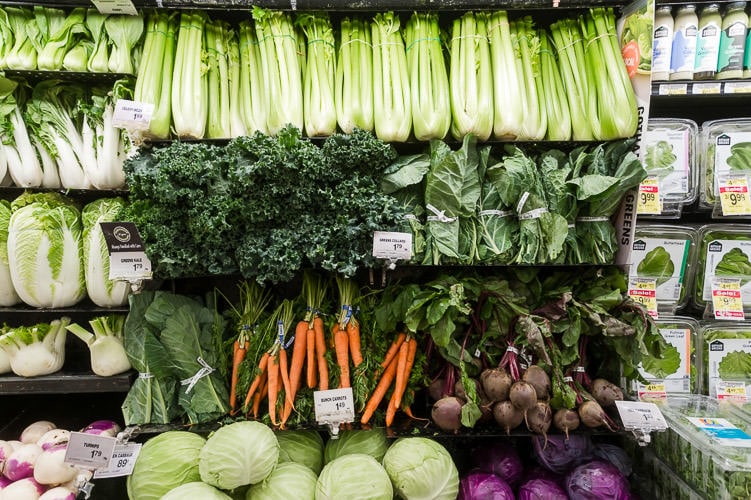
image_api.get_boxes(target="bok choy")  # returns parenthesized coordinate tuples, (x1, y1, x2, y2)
(0, 78, 45, 188)
(105, 14, 144, 74)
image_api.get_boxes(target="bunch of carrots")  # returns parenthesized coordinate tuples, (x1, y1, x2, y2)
(361, 332, 419, 427)
(332, 276, 363, 389)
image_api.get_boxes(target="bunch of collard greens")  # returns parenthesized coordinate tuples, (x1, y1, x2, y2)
(383, 136, 646, 265)
(124, 126, 402, 283)
(121, 291, 229, 425)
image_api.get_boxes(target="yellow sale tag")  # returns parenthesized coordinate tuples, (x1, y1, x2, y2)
(637, 177, 662, 215)
(712, 279, 745, 320)
(638, 382, 667, 401)
(719, 176, 751, 216)
(628, 278, 658, 318)
(717, 381, 748, 402)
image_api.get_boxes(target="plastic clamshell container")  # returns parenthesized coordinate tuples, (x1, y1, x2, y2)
(653, 394, 751, 500)
(699, 118, 751, 216)
(642, 118, 699, 218)
(633, 449, 705, 500)
(630, 224, 697, 313)
(630, 316, 701, 399)
(693, 224, 751, 314)
(701, 321, 751, 398)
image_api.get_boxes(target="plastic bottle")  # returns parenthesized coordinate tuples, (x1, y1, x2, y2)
(653, 5, 675, 81)
(717, 1, 748, 79)
(745, 25, 751, 77)
(694, 3, 722, 79)
(670, 4, 699, 80)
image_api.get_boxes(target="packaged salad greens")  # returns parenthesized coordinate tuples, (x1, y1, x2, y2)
(701, 321, 751, 399)
(700, 118, 751, 217)
(694, 224, 751, 316)
(632, 449, 705, 500)
(653, 394, 751, 500)
(641, 118, 698, 218)
(630, 316, 701, 399)
(630, 224, 696, 313)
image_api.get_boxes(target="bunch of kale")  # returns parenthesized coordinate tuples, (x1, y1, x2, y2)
(124, 126, 403, 283)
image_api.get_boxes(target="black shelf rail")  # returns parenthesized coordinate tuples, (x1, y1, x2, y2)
(2, 69, 132, 84)
(0, 371, 135, 395)
(651, 79, 751, 97)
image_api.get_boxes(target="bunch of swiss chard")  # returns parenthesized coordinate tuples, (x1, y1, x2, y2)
(382, 136, 646, 266)
(123, 126, 403, 283)
(121, 290, 230, 425)
(376, 268, 679, 437)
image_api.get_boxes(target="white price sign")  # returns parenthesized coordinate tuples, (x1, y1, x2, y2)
(615, 400, 668, 433)
(91, 0, 138, 16)
(64, 432, 117, 470)
(372, 231, 412, 261)
(112, 99, 154, 130)
(314, 388, 355, 425)
(93, 443, 142, 478)
(109, 251, 152, 280)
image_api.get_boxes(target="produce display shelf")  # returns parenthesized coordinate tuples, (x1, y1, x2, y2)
(3, 69, 132, 84)
(0, 371, 134, 395)
(0, 187, 129, 202)
(651, 79, 751, 98)
(0, 303, 129, 327)
(0, 0, 626, 12)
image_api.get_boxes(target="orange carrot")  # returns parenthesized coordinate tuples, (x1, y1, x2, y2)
(385, 390, 399, 427)
(243, 352, 270, 413)
(402, 404, 430, 422)
(314, 316, 329, 390)
(392, 339, 411, 409)
(279, 348, 293, 408)
(306, 326, 317, 388)
(267, 354, 280, 426)
(283, 322, 308, 424)
(360, 355, 398, 425)
(229, 337, 248, 414)
(334, 324, 350, 388)
(253, 371, 268, 419)
(381, 332, 406, 368)
(347, 318, 363, 367)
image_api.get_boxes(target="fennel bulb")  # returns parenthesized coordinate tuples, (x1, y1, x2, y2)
(0, 318, 70, 377)
(67, 315, 130, 377)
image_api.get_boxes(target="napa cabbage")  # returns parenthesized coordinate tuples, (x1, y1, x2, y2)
(82, 197, 129, 308)
(7, 192, 85, 308)
(0, 200, 19, 306)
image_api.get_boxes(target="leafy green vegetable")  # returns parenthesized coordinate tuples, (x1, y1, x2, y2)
(636, 246, 675, 286)
(719, 351, 751, 381)
(645, 140, 677, 174)
(728, 142, 751, 171)
(716, 248, 751, 281)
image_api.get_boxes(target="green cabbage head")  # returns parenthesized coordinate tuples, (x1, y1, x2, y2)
(315, 453, 393, 500)
(199, 421, 279, 490)
(276, 430, 324, 474)
(159, 481, 231, 500)
(127, 430, 206, 500)
(7, 192, 85, 307)
(245, 462, 317, 500)
(82, 197, 130, 307)
(323, 429, 389, 464)
(382, 437, 459, 500)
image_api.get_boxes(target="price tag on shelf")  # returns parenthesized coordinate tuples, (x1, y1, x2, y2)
(91, 0, 138, 16)
(712, 278, 746, 320)
(692, 82, 722, 95)
(314, 388, 355, 427)
(636, 177, 662, 215)
(628, 278, 659, 319)
(724, 81, 751, 94)
(658, 83, 688, 96)
(719, 176, 751, 216)
(112, 99, 154, 130)
(372, 231, 412, 261)
(637, 382, 667, 401)
(93, 443, 142, 478)
(615, 400, 668, 433)
(64, 432, 117, 470)
(716, 381, 748, 402)
(100, 222, 153, 281)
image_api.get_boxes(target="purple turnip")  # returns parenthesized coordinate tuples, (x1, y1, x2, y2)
(590, 378, 624, 408)
(81, 420, 121, 438)
(0, 477, 45, 499)
(5, 443, 42, 481)
(526, 402, 553, 441)
(34, 443, 79, 485)
(20, 421, 56, 445)
(553, 409, 580, 439)
(481, 368, 513, 402)
(493, 401, 524, 435)
(522, 365, 551, 400)
(40, 487, 77, 500)
(431, 396, 463, 433)
(578, 400, 618, 431)
(36, 429, 70, 451)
